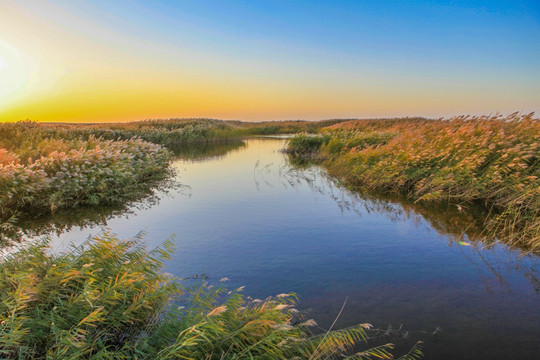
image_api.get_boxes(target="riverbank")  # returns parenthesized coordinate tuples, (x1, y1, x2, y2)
(287, 114, 540, 252)
(10, 118, 346, 147)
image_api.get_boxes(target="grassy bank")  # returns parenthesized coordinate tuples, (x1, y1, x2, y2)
(6, 118, 346, 147)
(0, 122, 171, 222)
(83, 119, 244, 145)
(0, 232, 422, 359)
(0, 119, 242, 147)
(287, 114, 540, 251)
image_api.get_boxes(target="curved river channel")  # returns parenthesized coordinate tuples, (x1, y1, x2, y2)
(18, 138, 540, 359)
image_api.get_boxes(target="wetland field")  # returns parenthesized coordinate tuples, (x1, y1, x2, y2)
(0, 117, 539, 359)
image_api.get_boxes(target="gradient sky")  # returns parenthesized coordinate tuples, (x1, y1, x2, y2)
(0, 0, 539, 122)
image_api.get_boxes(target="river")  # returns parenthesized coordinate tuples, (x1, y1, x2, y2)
(17, 138, 540, 359)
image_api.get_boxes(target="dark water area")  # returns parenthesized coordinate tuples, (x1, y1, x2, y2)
(12, 138, 540, 359)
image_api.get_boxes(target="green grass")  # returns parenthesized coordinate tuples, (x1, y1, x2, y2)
(169, 140, 246, 161)
(0, 231, 422, 359)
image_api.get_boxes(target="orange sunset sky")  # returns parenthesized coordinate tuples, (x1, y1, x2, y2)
(1, 0, 539, 123)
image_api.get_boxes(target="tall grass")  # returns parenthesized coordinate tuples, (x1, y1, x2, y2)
(0, 119, 346, 149)
(169, 140, 247, 161)
(287, 113, 540, 251)
(80, 118, 348, 145)
(0, 231, 422, 359)
(0, 130, 171, 221)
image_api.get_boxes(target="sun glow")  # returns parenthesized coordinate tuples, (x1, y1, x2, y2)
(0, 40, 36, 107)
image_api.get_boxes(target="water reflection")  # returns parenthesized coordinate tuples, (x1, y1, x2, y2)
(0, 141, 247, 249)
(169, 140, 246, 162)
(257, 161, 489, 241)
(254, 160, 540, 294)
(0, 173, 190, 253)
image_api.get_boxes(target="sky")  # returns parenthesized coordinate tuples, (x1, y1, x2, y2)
(0, 0, 539, 122)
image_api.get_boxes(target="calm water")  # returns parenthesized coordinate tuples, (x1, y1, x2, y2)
(21, 138, 540, 359)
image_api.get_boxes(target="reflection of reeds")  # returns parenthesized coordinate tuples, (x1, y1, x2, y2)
(257, 159, 540, 293)
(287, 113, 540, 252)
(0, 175, 190, 249)
(169, 140, 246, 162)
(256, 161, 486, 241)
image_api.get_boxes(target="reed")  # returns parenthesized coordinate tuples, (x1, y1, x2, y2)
(0, 119, 345, 149)
(0, 125, 171, 221)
